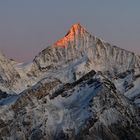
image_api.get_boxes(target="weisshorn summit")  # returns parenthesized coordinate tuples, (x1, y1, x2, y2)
(0, 23, 140, 140)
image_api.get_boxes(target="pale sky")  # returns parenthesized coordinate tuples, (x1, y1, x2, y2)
(0, 0, 140, 62)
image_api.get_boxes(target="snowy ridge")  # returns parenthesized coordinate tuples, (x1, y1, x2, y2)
(31, 23, 140, 81)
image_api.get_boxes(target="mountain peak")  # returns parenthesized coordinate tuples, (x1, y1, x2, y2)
(68, 22, 85, 33)
(54, 23, 88, 47)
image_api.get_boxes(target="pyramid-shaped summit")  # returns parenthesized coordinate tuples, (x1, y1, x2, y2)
(54, 23, 88, 47)
(66, 23, 87, 35)
(34, 22, 140, 80)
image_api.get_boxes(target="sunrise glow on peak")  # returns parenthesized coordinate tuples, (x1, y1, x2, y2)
(53, 23, 87, 48)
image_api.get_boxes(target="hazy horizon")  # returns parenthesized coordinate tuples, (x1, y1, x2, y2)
(0, 0, 140, 62)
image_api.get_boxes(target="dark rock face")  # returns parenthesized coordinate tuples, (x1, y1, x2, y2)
(12, 78, 61, 113)
(30, 128, 43, 140)
(50, 70, 96, 99)
(0, 90, 8, 100)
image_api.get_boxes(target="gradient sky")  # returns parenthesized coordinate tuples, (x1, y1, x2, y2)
(0, 0, 140, 62)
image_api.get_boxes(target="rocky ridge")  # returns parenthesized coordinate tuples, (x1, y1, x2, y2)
(0, 70, 140, 140)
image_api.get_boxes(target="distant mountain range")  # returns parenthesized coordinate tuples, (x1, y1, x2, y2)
(0, 23, 140, 140)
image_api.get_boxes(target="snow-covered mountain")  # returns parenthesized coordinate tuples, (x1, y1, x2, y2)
(30, 23, 140, 80)
(1, 23, 140, 93)
(0, 23, 140, 140)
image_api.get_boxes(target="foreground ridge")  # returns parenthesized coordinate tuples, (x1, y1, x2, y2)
(1, 71, 140, 139)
